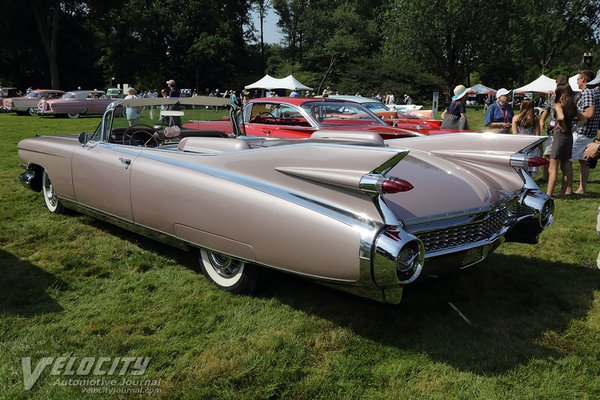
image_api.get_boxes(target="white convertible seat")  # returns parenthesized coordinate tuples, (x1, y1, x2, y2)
(177, 137, 250, 153)
(310, 130, 385, 146)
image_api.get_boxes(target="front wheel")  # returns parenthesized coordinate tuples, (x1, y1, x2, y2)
(42, 170, 65, 213)
(27, 107, 36, 116)
(67, 112, 80, 119)
(198, 249, 259, 294)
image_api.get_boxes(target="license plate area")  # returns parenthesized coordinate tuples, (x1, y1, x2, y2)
(462, 246, 483, 267)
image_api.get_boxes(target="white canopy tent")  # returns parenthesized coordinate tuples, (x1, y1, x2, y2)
(513, 74, 556, 94)
(589, 69, 600, 85)
(568, 74, 581, 92)
(468, 84, 496, 94)
(278, 75, 312, 91)
(245, 74, 312, 91)
(245, 74, 277, 90)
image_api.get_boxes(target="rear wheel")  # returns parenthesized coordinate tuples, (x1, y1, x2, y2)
(67, 112, 80, 119)
(42, 170, 65, 214)
(198, 249, 259, 294)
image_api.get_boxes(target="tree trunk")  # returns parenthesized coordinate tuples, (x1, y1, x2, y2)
(259, 8, 265, 73)
(31, 1, 61, 89)
(317, 55, 336, 95)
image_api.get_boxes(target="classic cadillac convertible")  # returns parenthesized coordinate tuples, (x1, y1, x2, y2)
(18, 97, 554, 304)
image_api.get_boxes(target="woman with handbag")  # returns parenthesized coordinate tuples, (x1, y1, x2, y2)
(441, 85, 469, 130)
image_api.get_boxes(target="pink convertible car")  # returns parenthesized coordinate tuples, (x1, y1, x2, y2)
(37, 90, 112, 118)
(18, 96, 554, 304)
(2, 89, 64, 115)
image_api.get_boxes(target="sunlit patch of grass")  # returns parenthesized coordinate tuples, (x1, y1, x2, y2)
(1, 113, 599, 399)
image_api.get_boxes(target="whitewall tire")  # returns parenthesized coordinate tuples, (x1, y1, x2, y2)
(198, 249, 258, 294)
(42, 170, 65, 213)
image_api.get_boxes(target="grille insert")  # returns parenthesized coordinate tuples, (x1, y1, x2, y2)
(415, 207, 509, 253)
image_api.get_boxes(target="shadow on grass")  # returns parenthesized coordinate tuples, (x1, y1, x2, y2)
(0, 249, 66, 316)
(62, 217, 600, 376)
(82, 217, 200, 271)
(258, 253, 600, 375)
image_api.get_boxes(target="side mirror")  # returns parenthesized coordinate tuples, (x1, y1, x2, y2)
(78, 132, 88, 144)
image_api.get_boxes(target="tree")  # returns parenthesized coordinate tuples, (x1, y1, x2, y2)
(30, 0, 62, 89)
(29, 0, 93, 89)
(301, 2, 379, 93)
(272, 0, 307, 62)
(252, 0, 272, 71)
(382, 0, 497, 90)
(511, 0, 600, 73)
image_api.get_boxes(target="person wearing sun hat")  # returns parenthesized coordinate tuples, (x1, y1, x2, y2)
(441, 84, 469, 130)
(484, 88, 514, 133)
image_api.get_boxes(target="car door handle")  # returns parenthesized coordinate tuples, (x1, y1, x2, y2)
(119, 157, 132, 168)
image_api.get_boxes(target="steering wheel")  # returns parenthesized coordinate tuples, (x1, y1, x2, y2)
(257, 111, 279, 123)
(122, 124, 160, 147)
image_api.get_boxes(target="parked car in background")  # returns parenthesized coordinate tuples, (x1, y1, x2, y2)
(18, 96, 554, 304)
(2, 89, 64, 115)
(329, 95, 445, 131)
(184, 98, 459, 139)
(0, 87, 20, 99)
(106, 87, 124, 98)
(37, 90, 113, 118)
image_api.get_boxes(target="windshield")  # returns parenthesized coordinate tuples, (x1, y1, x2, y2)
(299, 101, 386, 127)
(106, 101, 231, 142)
(362, 101, 390, 113)
(25, 92, 40, 98)
(61, 92, 77, 99)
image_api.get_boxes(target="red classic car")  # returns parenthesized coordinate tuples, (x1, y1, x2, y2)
(37, 90, 113, 118)
(2, 89, 64, 115)
(184, 98, 458, 139)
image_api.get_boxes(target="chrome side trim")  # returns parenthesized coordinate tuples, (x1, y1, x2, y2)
(372, 151, 410, 175)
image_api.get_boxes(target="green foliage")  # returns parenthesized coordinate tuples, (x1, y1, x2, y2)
(1, 0, 600, 100)
(338, 57, 446, 101)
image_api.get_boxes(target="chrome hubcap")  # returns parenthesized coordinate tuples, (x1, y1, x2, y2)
(44, 176, 57, 208)
(207, 252, 242, 278)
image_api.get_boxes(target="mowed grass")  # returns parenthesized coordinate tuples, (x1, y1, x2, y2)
(1, 111, 600, 399)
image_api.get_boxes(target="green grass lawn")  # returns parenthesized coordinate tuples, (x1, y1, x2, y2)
(1, 112, 600, 399)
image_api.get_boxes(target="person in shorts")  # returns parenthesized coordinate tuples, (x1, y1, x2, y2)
(568, 70, 600, 195)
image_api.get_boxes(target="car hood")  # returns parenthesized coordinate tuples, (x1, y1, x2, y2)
(382, 149, 523, 224)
